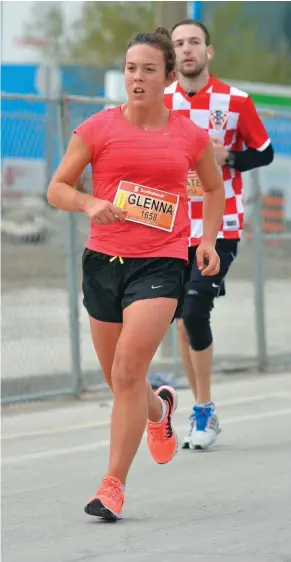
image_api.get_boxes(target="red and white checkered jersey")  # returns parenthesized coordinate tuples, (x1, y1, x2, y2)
(164, 75, 271, 246)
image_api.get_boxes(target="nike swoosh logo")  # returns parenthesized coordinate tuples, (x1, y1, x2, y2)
(212, 283, 219, 288)
(151, 285, 163, 289)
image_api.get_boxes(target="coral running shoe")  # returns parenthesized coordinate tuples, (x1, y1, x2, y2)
(84, 475, 124, 521)
(146, 385, 178, 464)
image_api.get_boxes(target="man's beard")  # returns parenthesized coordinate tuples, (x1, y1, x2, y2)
(179, 60, 207, 79)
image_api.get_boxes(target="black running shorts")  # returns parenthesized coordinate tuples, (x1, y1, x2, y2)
(82, 249, 185, 323)
(175, 239, 238, 319)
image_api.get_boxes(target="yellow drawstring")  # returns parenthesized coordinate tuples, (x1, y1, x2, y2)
(109, 256, 124, 264)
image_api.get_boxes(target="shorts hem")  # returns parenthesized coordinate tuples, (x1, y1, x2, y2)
(122, 293, 179, 311)
(83, 301, 122, 324)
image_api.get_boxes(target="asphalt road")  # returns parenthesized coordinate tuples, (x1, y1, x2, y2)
(2, 372, 291, 562)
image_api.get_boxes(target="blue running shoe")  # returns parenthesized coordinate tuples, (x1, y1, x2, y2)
(189, 403, 221, 450)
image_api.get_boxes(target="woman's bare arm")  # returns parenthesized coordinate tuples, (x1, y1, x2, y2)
(47, 134, 95, 212)
(47, 134, 126, 225)
(195, 141, 225, 247)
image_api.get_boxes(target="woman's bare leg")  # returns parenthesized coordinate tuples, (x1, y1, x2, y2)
(88, 316, 122, 388)
(108, 298, 177, 485)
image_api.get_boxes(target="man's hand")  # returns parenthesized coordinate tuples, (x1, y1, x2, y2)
(196, 240, 220, 277)
(84, 198, 127, 225)
(211, 137, 229, 167)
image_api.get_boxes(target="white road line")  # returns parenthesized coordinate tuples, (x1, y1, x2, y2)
(1, 418, 110, 441)
(1, 392, 288, 441)
(2, 408, 291, 466)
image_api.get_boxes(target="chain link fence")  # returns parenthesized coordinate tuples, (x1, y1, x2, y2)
(210, 109, 291, 374)
(1, 93, 291, 403)
(1, 95, 74, 401)
(244, 110, 291, 370)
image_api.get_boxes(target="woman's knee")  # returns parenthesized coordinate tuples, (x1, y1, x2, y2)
(111, 349, 147, 395)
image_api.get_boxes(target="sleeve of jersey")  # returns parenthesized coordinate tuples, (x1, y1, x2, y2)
(74, 114, 103, 162)
(190, 125, 211, 166)
(238, 96, 270, 151)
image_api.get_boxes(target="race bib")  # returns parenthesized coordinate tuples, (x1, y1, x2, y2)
(187, 170, 204, 197)
(113, 181, 179, 232)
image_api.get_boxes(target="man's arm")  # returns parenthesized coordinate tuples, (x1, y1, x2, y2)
(225, 143, 274, 172)
(213, 95, 274, 172)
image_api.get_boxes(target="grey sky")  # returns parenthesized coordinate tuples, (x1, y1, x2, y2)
(1, 1, 83, 64)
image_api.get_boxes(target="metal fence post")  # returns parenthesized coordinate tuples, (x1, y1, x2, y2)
(58, 96, 83, 396)
(250, 168, 267, 371)
(44, 100, 55, 200)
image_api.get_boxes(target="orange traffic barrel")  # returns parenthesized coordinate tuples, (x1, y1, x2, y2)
(261, 188, 284, 246)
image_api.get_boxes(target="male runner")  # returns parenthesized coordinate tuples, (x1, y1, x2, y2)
(164, 19, 274, 450)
